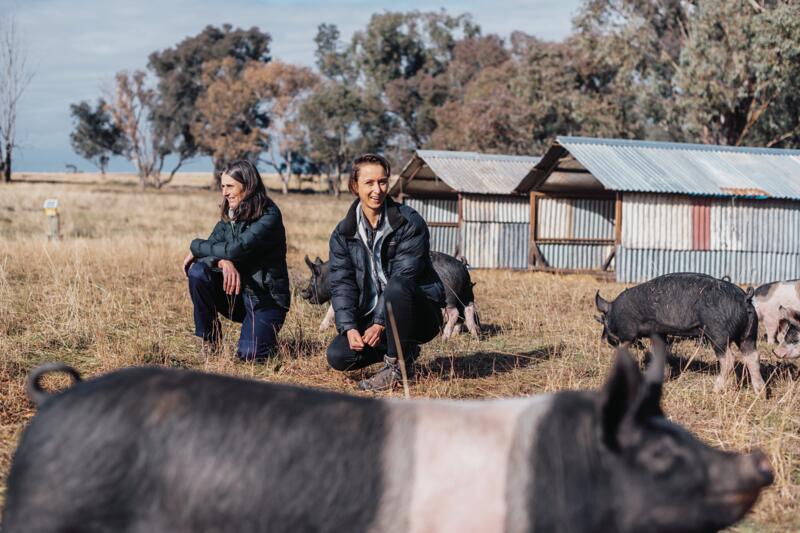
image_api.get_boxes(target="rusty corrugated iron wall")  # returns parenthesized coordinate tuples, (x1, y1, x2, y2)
(618, 193, 800, 284)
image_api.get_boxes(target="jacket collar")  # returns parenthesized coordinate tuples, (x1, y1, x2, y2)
(341, 196, 404, 238)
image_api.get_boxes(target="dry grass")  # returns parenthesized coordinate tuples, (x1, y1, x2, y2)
(1, 173, 798, 531)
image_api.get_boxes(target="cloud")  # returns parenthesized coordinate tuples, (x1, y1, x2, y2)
(4, 0, 580, 171)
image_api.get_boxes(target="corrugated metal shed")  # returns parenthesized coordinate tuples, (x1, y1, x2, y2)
(622, 193, 800, 253)
(617, 247, 800, 285)
(398, 150, 540, 195)
(404, 198, 458, 224)
(519, 136, 800, 200)
(460, 195, 529, 269)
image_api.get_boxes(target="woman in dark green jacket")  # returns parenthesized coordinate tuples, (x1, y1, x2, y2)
(182, 160, 290, 361)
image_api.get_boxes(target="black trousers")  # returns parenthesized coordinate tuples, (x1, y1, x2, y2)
(326, 276, 443, 371)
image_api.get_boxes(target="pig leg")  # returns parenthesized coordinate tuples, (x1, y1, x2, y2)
(464, 303, 480, 338)
(442, 307, 460, 340)
(714, 347, 736, 393)
(742, 351, 765, 394)
(763, 313, 780, 345)
(319, 304, 335, 332)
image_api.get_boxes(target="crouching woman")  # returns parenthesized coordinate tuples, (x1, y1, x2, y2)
(327, 153, 445, 391)
(182, 160, 290, 361)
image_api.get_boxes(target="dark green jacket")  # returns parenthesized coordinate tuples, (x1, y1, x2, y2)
(190, 200, 291, 310)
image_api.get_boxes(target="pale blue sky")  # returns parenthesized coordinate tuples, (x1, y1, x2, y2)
(3, 0, 582, 172)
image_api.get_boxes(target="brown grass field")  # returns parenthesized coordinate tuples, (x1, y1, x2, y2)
(1, 172, 798, 531)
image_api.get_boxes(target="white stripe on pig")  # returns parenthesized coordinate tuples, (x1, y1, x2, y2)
(371, 396, 553, 533)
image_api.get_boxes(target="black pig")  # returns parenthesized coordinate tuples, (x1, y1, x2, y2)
(302, 251, 479, 338)
(2, 340, 773, 533)
(595, 272, 762, 393)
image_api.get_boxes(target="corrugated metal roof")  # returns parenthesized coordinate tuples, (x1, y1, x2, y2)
(524, 136, 800, 200)
(400, 150, 540, 195)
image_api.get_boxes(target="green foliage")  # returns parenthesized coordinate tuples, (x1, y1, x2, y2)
(68, 99, 127, 175)
(298, 81, 390, 194)
(677, 0, 800, 147)
(72, 4, 800, 183)
(147, 24, 272, 168)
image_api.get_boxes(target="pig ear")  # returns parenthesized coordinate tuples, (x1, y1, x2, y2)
(633, 334, 667, 420)
(304, 255, 315, 270)
(314, 256, 323, 265)
(599, 348, 642, 451)
(595, 291, 611, 314)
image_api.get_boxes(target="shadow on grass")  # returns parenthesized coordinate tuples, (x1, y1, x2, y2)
(478, 323, 503, 339)
(650, 350, 800, 397)
(421, 345, 557, 380)
(277, 336, 328, 359)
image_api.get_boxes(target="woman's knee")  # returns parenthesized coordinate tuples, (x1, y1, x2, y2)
(384, 276, 414, 303)
(327, 336, 355, 371)
(187, 262, 211, 284)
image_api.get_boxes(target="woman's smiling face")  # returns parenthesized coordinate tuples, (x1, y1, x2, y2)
(221, 173, 245, 211)
(355, 163, 388, 211)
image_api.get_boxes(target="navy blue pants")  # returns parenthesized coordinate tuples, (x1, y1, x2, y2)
(188, 262, 286, 361)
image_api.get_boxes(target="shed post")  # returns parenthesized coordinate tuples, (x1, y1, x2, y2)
(528, 191, 540, 269)
(614, 192, 623, 245)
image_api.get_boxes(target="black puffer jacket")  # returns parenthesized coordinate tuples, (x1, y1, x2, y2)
(329, 197, 445, 333)
(190, 200, 290, 310)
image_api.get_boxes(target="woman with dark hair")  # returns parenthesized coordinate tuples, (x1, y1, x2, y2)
(327, 153, 445, 391)
(182, 160, 290, 361)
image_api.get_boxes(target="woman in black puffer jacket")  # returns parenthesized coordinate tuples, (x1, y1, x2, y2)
(327, 153, 445, 391)
(182, 160, 290, 361)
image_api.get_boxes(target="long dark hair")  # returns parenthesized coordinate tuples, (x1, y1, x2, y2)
(219, 160, 271, 222)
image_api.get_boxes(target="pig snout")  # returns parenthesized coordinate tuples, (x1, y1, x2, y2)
(300, 285, 312, 300)
(743, 449, 774, 490)
(773, 342, 800, 359)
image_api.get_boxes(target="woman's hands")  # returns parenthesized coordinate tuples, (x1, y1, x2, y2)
(346, 329, 364, 351)
(362, 324, 384, 348)
(347, 324, 385, 351)
(182, 252, 196, 277)
(218, 259, 241, 295)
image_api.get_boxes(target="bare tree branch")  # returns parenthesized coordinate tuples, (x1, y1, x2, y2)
(0, 15, 34, 182)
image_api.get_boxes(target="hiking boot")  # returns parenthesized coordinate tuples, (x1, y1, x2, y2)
(358, 355, 416, 392)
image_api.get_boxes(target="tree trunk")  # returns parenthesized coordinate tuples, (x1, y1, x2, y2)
(3, 144, 12, 183)
(334, 161, 343, 199)
(212, 157, 226, 190)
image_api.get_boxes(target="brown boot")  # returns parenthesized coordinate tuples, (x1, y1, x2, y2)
(358, 355, 416, 392)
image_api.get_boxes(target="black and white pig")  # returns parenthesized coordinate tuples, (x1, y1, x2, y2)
(301, 251, 480, 339)
(595, 272, 763, 393)
(3, 342, 773, 533)
(752, 279, 800, 344)
(773, 306, 800, 359)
